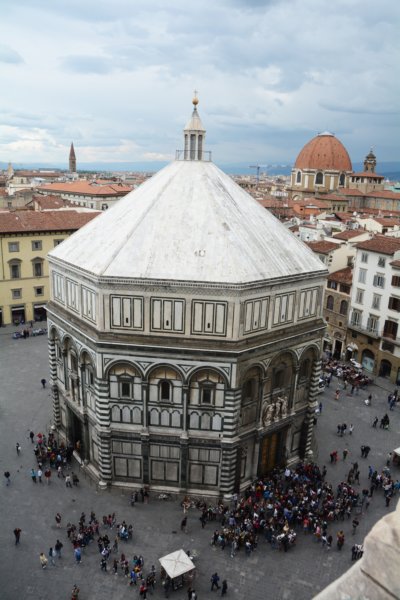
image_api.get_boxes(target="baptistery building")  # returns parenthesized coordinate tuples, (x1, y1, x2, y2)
(47, 99, 327, 495)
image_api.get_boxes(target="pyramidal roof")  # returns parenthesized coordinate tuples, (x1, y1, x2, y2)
(49, 103, 326, 286)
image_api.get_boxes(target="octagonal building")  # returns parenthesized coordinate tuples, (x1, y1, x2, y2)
(47, 100, 327, 495)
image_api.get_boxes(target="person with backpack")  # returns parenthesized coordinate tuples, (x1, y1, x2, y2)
(211, 572, 220, 591)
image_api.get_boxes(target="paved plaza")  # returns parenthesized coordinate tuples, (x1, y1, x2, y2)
(0, 325, 399, 600)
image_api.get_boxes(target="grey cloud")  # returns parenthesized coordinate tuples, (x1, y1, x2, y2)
(60, 55, 114, 74)
(320, 101, 400, 116)
(0, 44, 24, 64)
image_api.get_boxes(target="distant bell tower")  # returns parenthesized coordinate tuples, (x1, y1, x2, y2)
(183, 92, 206, 160)
(364, 148, 376, 173)
(69, 142, 77, 173)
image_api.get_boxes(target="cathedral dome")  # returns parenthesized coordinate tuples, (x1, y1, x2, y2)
(295, 132, 352, 172)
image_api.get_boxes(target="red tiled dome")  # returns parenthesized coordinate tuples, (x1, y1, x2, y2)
(295, 133, 352, 171)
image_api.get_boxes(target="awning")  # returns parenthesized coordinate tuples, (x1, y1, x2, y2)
(159, 549, 195, 579)
(34, 304, 47, 309)
(393, 447, 400, 457)
(347, 343, 358, 351)
(11, 306, 25, 311)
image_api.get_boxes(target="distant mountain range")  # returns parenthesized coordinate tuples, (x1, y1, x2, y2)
(1, 160, 399, 179)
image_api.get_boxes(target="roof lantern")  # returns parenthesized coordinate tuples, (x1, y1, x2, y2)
(182, 92, 208, 161)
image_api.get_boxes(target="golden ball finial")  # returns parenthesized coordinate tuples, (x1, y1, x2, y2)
(192, 89, 199, 106)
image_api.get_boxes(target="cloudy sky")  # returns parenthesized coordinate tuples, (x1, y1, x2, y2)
(0, 0, 399, 167)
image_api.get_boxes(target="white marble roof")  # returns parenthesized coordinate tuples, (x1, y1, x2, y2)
(49, 160, 326, 284)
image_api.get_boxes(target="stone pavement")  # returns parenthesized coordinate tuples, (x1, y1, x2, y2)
(0, 324, 399, 600)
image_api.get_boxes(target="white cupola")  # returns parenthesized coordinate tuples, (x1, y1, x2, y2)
(183, 93, 206, 160)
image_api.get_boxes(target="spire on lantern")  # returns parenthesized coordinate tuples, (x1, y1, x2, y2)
(183, 91, 206, 160)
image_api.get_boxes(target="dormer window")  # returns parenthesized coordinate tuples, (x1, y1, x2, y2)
(296, 170, 301, 184)
(315, 172, 324, 185)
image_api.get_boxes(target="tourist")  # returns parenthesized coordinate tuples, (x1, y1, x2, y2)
(4, 470, 11, 486)
(211, 572, 220, 590)
(13, 528, 21, 545)
(39, 552, 48, 569)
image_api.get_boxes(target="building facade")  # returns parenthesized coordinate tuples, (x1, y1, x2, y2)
(37, 180, 132, 210)
(0, 210, 99, 326)
(47, 100, 327, 496)
(347, 236, 400, 383)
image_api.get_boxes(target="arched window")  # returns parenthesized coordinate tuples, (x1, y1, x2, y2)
(315, 171, 324, 185)
(326, 295, 334, 310)
(32, 257, 44, 277)
(339, 300, 348, 315)
(339, 173, 345, 186)
(160, 380, 171, 402)
(296, 170, 301, 184)
(299, 358, 311, 380)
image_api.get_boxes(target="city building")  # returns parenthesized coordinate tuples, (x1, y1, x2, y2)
(347, 236, 400, 383)
(0, 209, 100, 326)
(36, 180, 132, 210)
(46, 98, 327, 496)
(323, 267, 353, 358)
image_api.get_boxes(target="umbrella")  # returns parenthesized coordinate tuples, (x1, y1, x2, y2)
(159, 549, 195, 579)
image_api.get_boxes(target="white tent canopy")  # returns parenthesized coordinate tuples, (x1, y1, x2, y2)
(159, 549, 195, 579)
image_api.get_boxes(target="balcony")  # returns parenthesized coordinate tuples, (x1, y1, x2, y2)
(348, 321, 380, 339)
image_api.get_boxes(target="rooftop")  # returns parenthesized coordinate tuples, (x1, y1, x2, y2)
(356, 236, 400, 256)
(328, 266, 353, 285)
(0, 209, 100, 234)
(332, 230, 366, 241)
(37, 181, 132, 197)
(306, 240, 340, 254)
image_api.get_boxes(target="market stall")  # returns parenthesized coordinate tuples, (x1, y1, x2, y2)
(159, 549, 195, 591)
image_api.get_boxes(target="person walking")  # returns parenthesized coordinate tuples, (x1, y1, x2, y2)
(30, 468, 37, 483)
(39, 552, 48, 569)
(48, 547, 56, 566)
(211, 572, 220, 591)
(71, 584, 80, 600)
(352, 519, 359, 535)
(349, 424, 354, 435)
(74, 547, 82, 564)
(41, 378, 47, 388)
(65, 474, 72, 488)
(221, 579, 228, 596)
(55, 513, 62, 528)
(55, 539, 63, 558)
(44, 468, 51, 484)
(37, 468, 43, 483)
(4, 471, 11, 486)
(343, 449, 349, 461)
(29, 431, 35, 443)
(14, 528, 21, 545)
(372, 416, 378, 428)
(181, 516, 188, 532)
(16, 442, 21, 455)
(335, 389, 340, 401)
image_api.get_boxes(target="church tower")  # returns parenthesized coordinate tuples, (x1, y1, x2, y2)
(364, 148, 376, 173)
(69, 142, 77, 173)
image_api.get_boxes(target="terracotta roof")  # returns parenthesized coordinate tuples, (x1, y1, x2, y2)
(315, 194, 349, 202)
(37, 181, 132, 197)
(27, 194, 75, 210)
(339, 188, 365, 196)
(374, 218, 400, 227)
(333, 230, 365, 240)
(351, 171, 384, 179)
(306, 240, 340, 254)
(0, 209, 100, 234)
(295, 133, 352, 171)
(328, 267, 353, 285)
(334, 212, 353, 221)
(14, 170, 60, 178)
(356, 236, 400, 256)
(390, 260, 400, 269)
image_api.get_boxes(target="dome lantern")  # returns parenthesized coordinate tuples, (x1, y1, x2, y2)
(183, 91, 206, 161)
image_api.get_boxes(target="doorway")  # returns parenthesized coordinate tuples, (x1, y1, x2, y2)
(258, 430, 286, 478)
